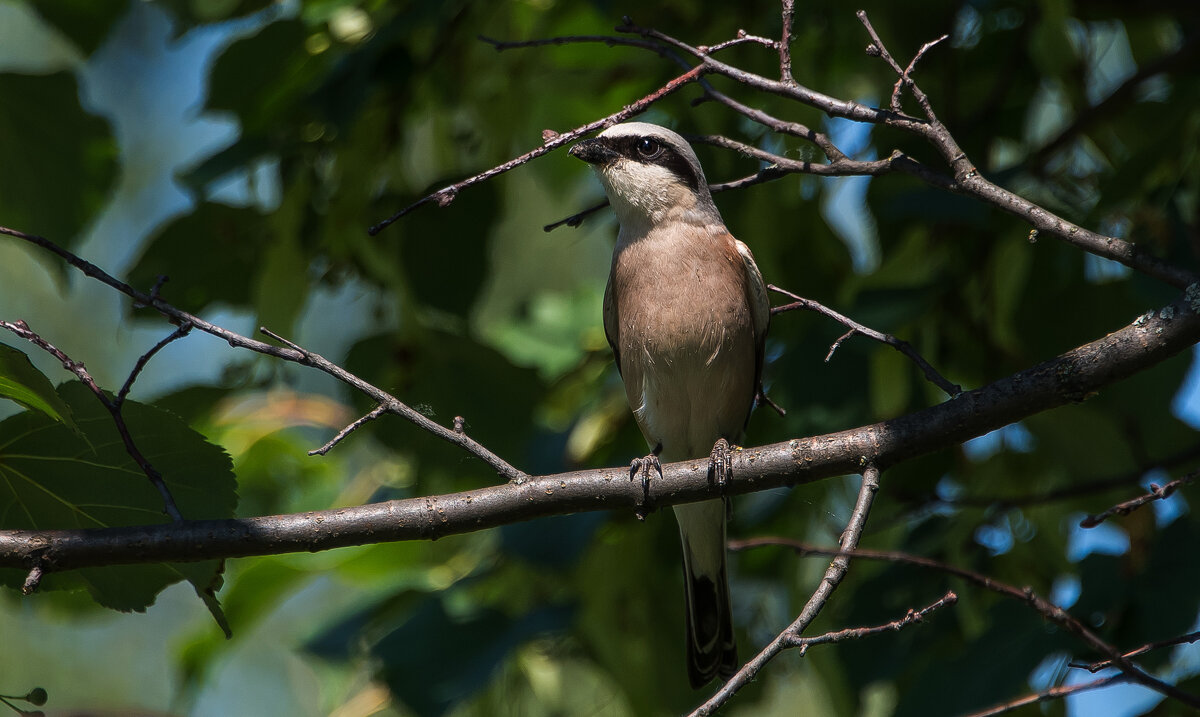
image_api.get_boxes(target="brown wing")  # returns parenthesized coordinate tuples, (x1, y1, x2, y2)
(602, 275, 622, 376)
(735, 238, 770, 418)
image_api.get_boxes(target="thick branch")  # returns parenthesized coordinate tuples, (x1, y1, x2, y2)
(1, 290, 1197, 570)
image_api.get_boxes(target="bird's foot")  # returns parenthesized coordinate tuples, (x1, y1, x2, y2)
(709, 438, 735, 490)
(629, 451, 662, 521)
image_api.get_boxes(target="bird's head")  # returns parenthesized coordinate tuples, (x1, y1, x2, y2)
(569, 122, 718, 229)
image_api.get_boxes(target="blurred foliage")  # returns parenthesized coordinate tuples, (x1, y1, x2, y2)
(0, 0, 1198, 715)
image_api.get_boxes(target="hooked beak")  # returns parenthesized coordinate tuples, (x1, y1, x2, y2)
(568, 137, 617, 165)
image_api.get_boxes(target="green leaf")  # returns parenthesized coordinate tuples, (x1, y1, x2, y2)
(127, 203, 270, 313)
(0, 343, 76, 431)
(870, 346, 912, 418)
(31, 1, 127, 56)
(0, 72, 116, 245)
(0, 381, 238, 612)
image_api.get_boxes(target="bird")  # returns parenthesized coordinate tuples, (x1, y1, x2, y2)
(568, 122, 769, 688)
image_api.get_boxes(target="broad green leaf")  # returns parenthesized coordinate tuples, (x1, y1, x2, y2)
(0, 381, 237, 612)
(0, 343, 76, 430)
(127, 203, 270, 313)
(0, 72, 116, 245)
(30, 1, 127, 56)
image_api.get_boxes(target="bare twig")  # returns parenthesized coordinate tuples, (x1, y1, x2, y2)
(855, 11, 944, 124)
(0, 319, 185, 523)
(768, 284, 962, 397)
(543, 200, 609, 231)
(594, 18, 1197, 288)
(688, 133, 903, 177)
(544, 166, 792, 232)
(787, 589, 957, 650)
(729, 537, 1200, 709)
(756, 388, 786, 417)
(116, 322, 193, 406)
(690, 466, 881, 716)
(309, 404, 388, 457)
(696, 86, 847, 161)
(962, 673, 1129, 717)
(890, 34, 949, 114)
(257, 326, 525, 481)
(1079, 472, 1195, 528)
(1073, 630, 1200, 673)
(0, 226, 525, 481)
(697, 30, 776, 55)
(368, 64, 707, 235)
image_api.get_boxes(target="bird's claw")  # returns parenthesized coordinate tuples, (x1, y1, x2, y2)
(629, 453, 662, 521)
(709, 438, 735, 490)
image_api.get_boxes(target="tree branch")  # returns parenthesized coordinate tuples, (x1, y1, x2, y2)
(0, 226, 525, 482)
(1073, 630, 1200, 673)
(0, 319, 185, 524)
(768, 284, 962, 396)
(690, 466, 881, 716)
(1079, 472, 1195, 528)
(729, 537, 1200, 709)
(1, 285, 1197, 569)
(601, 17, 1197, 289)
(962, 673, 1129, 717)
(785, 589, 957, 650)
(367, 63, 707, 235)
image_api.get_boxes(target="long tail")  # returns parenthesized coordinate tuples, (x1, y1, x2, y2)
(674, 498, 738, 688)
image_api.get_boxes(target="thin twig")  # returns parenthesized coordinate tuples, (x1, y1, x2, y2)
(688, 133, 902, 177)
(0, 226, 525, 481)
(889, 34, 949, 114)
(787, 589, 957, 650)
(116, 322, 193, 406)
(0, 319, 185, 523)
(698, 30, 776, 55)
(257, 327, 525, 481)
(608, 17, 1196, 288)
(368, 63, 707, 235)
(486, 22, 1196, 288)
(543, 167, 789, 232)
(962, 673, 1129, 717)
(729, 537, 1200, 709)
(697, 85, 847, 161)
(690, 465, 881, 716)
(1073, 630, 1200, 673)
(856, 11, 943, 123)
(768, 284, 962, 397)
(1079, 472, 1195, 528)
(309, 404, 389, 456)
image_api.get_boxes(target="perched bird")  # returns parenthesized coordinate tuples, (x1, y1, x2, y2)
(569, 122, 769, 688)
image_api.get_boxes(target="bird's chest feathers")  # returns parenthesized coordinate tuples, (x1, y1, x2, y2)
(609, 229, 749, 368)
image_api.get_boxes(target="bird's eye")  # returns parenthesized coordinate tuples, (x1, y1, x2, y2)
(636, 138, 663, 159)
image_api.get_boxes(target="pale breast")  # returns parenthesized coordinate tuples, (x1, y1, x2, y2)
(606, 224, 759, 459)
